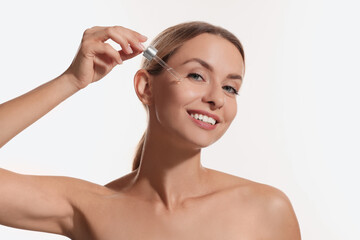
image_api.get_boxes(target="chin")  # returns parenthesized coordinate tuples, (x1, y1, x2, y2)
(196, 136, 219, 148)
(185, 126, 228, 149)
(173, 129, 224, 149)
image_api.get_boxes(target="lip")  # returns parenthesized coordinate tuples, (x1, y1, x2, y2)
(187, 113, 217, 130)
(187, 109, 221, 123)
(186, 109, 221, 131)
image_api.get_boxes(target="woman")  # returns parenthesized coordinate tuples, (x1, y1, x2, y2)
(0, 22, 301, 239)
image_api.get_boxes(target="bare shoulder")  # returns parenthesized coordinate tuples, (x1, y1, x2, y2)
(38, 174, 116, 206)
(207, 168, 301, 239)
(247, 181, 301, 239)
(51, 175, 114, 194)
(103, 170, 137, 191)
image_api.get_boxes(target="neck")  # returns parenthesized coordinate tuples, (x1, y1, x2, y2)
(129, 128, 210, 211)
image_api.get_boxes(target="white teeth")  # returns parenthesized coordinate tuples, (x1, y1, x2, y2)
(190, 113, 216, 125)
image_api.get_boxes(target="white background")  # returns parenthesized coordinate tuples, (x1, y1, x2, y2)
(0, 0, 359, 239)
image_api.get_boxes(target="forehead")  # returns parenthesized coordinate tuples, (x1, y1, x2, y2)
(168, 33, 244, 75)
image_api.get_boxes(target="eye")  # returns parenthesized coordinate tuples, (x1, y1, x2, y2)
(223, 85, 239, 95)
(187, 73, 204, 81)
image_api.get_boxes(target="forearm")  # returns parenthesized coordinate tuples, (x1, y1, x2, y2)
(0, 73, 79, 148)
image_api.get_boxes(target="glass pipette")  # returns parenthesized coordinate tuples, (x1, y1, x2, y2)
(143, 46, 182, 82)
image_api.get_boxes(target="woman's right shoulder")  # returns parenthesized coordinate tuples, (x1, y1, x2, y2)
(63, 170, 137, 198)
(51, 175, 117, 199)
(103, 170, 137, 191)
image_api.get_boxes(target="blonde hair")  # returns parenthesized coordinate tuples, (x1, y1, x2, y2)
(132, 21, 245, 171)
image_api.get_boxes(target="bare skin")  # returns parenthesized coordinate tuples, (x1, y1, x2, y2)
(0, 26, 301, 239)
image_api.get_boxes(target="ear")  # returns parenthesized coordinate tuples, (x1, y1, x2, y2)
(134, 69, 153, 106)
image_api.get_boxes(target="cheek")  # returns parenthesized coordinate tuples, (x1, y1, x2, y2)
(154, 79, 200, 108)
(224, 100, 237, 123)
(152, 78, 200, 121)
(172, 82, 201, 104)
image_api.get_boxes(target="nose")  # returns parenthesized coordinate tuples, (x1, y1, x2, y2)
(202, 82, 225, 110)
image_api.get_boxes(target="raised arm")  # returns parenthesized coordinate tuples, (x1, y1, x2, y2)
(0, 26, 147, 236)
(0, 26, 147, 148)
(0, 168, 114, 238)
(0, 73, 79, 148)
(0, 168, 75, 236)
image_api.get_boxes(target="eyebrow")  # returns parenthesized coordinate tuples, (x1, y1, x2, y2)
(181, 58, 243, 81)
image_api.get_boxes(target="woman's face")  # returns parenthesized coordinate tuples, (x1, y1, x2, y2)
(148, 33, 245, 149)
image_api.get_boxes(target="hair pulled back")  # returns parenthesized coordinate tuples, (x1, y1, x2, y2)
(132, 21, 245, 171)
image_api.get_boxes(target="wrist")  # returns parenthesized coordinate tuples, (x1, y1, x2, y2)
(59, 71, 83, 92)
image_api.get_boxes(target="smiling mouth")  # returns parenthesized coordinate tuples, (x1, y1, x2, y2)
(187, 111, 219, 125)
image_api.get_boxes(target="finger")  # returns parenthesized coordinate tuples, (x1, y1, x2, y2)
(119, 49, 143, 61)
(106, 29, 135, 55)
(112, 26, 147, 43)
(101, 26, 147, 54)
(129, 30, 148, 42)
(83, 26, 110, 42)
(89, 42, 122, 65)
(124, 29, 147, 51)
(127, 36, 146, 52)
(93, 57, 110, 74)
(85, 26, 147, 56)
(85, 26, 147, 42)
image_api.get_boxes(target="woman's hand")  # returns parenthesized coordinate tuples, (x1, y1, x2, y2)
(0, 26, 147, 148)
(64, 26, 147, 90)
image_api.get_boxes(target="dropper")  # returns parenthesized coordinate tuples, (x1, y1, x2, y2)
(143, 46, 182, 82)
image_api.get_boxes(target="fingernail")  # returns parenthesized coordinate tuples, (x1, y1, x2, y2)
(127, 46, 133, 54)
(139, 43, 145, 50)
